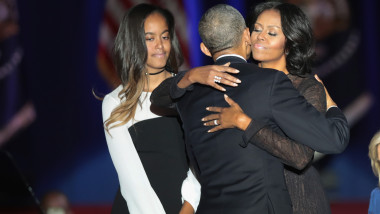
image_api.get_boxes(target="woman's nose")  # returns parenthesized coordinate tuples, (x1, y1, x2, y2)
(257, 32, 265, 41)
(156, 39, 163, 49)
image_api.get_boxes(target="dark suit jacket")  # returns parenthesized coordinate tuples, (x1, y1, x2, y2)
(171, 56, 349, 214)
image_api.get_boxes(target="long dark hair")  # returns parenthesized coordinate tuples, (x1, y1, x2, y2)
(113, 3, 183, 85)
(247, 1, 315, 76)
(105, 3, 183, 132)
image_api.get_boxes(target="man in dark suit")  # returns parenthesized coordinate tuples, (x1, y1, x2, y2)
(153, 4, 349, 214)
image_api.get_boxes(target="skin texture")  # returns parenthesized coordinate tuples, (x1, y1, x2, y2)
(144, 13, 171, 73)
(203, 9, 336, 131)
(177, 28, 253, 92)
(202, 10, 290, 132)
(143, 12, 174, 92)
(179, 201, 195, 214)
(177, 62, 241, 92)
(251, 9, 288, 74)
(202, 94, 251, 132)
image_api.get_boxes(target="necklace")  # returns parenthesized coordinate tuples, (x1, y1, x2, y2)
(146, 68, 165, 75)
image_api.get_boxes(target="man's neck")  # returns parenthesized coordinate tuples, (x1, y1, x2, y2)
(216, 54, 246, 62)
(212, 49, 247, 61)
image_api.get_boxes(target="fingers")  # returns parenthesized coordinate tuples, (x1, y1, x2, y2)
(212, 72, 240, 83)
(224, 94, 236, 106)
(203, 119, 220, 126)
(207, 126, 224, 133)
(204, 64, 241, 91)
(202, 119, 224, 132)
(220, 72, 241, 84)
(212, 73, 240, 90)
(314, 74, 323, 85)
(202, 113, 219, 123)
(206, 106, 222, 113)
(314, 74, 320, 81)
(221, 66, 239, 74)
(211, 83, 226, 92)
(201, 112, 225, 132)
(212, 64, 241, 86)
(314, 74, 328, 93)
(314, 75, 337, 109)
(217, 63, 239, 74)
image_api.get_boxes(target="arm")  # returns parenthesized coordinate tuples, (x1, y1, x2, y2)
(245, 78, 326, 169)
(179, 201, 195, 214)
(314, 74, 336, 109)
(202, 73, 349, 158)
(151, 65, 240, 107)
(247, 127, 314, 169)
(269, 72, 349, 154)
(176, 63, 240, 91)
(180, 169, 201, 214)
(102, 95, 165, 214)
(202, 92, 315, 170)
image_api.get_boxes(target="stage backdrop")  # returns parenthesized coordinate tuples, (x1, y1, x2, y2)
(0, 0, 378, 205)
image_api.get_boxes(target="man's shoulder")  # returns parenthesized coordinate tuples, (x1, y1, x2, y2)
(231, 63, 282, 79)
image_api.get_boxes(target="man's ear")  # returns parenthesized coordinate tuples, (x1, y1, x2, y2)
(243, 28, 251, 46)
(200, 42, 212, 57)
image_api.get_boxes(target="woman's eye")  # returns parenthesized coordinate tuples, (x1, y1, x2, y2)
(268, 32, 277, 36)
(145, 38, 154, 41)
(253, 28, 261, 32)
(163, 36, 170, 40)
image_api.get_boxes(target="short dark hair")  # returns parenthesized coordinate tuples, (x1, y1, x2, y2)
(113, 3, 183, 85)
(198, 4, 246, 55)
(247, 2, 315, 76)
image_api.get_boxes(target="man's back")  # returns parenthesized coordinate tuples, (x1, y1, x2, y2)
(177, 56, 293, 214)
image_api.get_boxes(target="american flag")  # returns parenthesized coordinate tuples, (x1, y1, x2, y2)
(97, 0, 190, 88)
(0, 0, 36, 147)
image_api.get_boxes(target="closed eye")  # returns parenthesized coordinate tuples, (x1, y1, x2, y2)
(253, 28, 262, 32)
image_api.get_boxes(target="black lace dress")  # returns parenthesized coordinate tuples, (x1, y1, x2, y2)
(245, 74, 331, 214)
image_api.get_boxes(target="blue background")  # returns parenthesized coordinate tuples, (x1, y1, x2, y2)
(2, 0, 379, 205)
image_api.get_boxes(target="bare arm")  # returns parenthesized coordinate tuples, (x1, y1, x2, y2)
(177, 63, 241, 91)
(151, 64, 241, 108)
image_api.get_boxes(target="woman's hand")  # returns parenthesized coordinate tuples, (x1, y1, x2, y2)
(202, 94, 251, 132)
(179, 201, 194, 214)
(178, 63, 241, 91)
(314, 74, 337, 109)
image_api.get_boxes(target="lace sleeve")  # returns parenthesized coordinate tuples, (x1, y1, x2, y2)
(247, 77, 326, 170)
(297, 77, 326, 113)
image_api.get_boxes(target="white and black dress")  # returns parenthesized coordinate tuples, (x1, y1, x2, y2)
(102, 85, 194, 214)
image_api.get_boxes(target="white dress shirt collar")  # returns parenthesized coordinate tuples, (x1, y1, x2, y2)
(216, 54, 247, 62)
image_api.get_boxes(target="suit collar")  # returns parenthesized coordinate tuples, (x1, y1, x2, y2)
(215, 55, 247, 65)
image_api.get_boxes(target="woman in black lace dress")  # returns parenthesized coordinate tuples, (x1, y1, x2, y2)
(202, 2, 345, 214)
